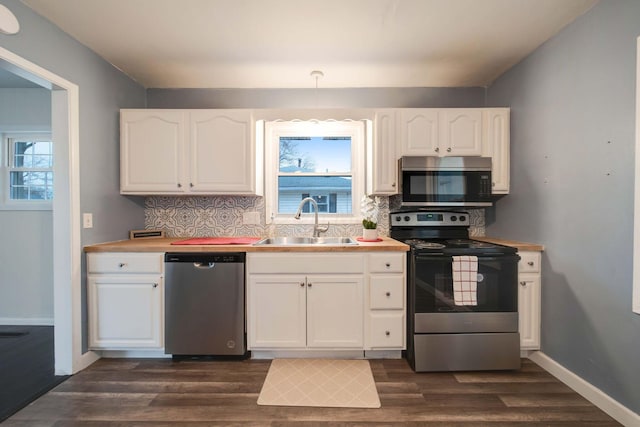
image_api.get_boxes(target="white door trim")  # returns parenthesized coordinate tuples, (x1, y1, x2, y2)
(0, 45, 99, 374)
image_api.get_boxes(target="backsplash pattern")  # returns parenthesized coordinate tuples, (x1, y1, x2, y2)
(145, 196, 485, 237)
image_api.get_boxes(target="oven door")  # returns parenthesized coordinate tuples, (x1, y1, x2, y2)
(410, 253, 520, 333)
(401, 170, 492, 207)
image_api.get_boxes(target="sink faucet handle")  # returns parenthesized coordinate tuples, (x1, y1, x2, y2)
(315, 222, 330, 236)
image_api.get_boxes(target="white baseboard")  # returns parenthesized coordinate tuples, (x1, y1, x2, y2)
(98, 349, 171, 358)
(0, 317, 54, 326)
(528, 351, 640, 427)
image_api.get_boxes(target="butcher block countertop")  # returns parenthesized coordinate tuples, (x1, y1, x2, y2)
(84, 236, 410, 253)
(475, 236, 544, 252)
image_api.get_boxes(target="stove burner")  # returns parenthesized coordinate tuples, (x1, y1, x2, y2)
(446, 239, 471, 245)
(405, 239, 446, 250)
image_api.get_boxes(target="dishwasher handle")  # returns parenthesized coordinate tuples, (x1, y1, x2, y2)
(193, 262, 215, 269)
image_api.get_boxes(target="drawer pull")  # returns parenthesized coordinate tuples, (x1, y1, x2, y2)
(385, 331, 390, 336)
(308, 283, 312, 288)
(385, 263, 391, 268)
(118, 263, 126, 268)
(300, 282, 305, 287)
(520, 281, 527, 286)
(386, 292, 391, 297)
(528, 261, 534, 266)
(153, 283, 158, 288)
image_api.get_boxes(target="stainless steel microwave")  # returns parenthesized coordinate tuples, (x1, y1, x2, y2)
(399, 156, 493, 207)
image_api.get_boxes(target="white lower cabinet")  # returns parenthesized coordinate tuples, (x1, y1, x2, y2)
(87, 252, 164, 350)
(365, 253, 406, 350)
(247, 253, 364, 350)
(247, 251, 407, 353)
(518, 251, 542, 350)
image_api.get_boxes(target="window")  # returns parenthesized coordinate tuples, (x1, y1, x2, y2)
(265, 120, 366, 224)
(2, 134, 53, 209)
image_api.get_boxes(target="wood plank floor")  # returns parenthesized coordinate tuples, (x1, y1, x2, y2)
(4, 357, 622, 426)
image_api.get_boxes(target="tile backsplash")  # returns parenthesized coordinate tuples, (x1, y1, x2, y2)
(145, 196, 485, 237)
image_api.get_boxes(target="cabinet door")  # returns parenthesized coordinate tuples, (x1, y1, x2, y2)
(306, 275, 364, 348)
(482, 108, 510, 194)
(88, 275, 163, 349)
(518, 274, 541, 350)
(120, 110, 187, 194)
(399, 109, 439, 156)
(367, 110, 398, 195)
(439, 109, 483, 156)
(247, 275, 306, 348)
(189, 110, 257, 194)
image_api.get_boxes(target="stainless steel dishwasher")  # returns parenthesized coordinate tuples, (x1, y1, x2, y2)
(164, 252, 246, 357)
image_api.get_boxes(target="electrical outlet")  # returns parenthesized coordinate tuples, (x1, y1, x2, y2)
(242, 212, 260, 225)
(83, 213, 93, 229)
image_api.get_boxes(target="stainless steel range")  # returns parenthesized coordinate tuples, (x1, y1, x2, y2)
(390, 210, 521, 372)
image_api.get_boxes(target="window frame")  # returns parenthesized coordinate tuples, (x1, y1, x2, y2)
(264, 120, 366, 225)
(1, 132, 53, 211)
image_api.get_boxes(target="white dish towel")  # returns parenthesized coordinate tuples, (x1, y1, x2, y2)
(452, 255, 478, 306)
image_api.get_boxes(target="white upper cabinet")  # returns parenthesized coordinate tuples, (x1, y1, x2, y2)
(399, 108, 482, 157)
(120, 109, 262, 195)
(482, 108, 510, 194)
(438, 109, 483, 156)
(399, 109, 439, 155)
(367, 109, 399, 195)
(120, 110, 188, 193)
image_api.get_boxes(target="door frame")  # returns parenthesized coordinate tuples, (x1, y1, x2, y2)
(0, 46, 98, 374)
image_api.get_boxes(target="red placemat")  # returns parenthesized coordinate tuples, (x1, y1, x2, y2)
(356, 237, 384, 242)
(171, 237, 261, 245)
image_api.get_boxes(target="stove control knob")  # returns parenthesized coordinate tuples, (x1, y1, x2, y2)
(450, 216, 457, 221)
(459, 215, 466, 222)
(404, 216, 410, 222)
(395, 215, 401, 222)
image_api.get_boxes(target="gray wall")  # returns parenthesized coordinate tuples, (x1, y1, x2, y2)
(0, 88, 52, 323)
(147, 87, 486, 109)
(0, 0, 147, 247)
(486, 0, 640, 413)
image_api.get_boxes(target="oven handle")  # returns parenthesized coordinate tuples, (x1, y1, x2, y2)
(415, 254, 521, 263)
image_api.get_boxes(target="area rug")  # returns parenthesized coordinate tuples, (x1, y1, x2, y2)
(257, 359, 381, 408)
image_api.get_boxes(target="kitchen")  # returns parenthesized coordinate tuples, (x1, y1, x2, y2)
(0, 0, 639, 425)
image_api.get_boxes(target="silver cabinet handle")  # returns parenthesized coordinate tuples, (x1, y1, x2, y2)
(520, 281, 527, 286)
(386, 292, 391, 297)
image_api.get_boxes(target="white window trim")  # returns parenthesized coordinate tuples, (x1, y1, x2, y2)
(1, 132, 53, 211)
(264, 120, 366, 225)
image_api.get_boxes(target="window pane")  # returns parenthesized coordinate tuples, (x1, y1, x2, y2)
(279, 136, 351, 173)
(10, 171, 53, 200)
(12, 140, 53, 168)
(278, 176, 351, 214)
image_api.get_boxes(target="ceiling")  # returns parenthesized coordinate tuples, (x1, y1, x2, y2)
(19, 0, 598, 89)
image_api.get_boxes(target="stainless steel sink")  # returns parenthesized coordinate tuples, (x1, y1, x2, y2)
(253, 236, 358, 246)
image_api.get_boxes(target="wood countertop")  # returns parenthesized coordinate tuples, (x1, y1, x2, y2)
(475, 236, 544, 252)
(84, 236, 410, 253)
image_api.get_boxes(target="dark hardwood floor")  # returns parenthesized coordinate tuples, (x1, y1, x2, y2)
(0, 326, 68, 423)
(3, 356, 621, 426)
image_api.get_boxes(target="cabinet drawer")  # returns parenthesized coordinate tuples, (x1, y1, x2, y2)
(370, 275, 404, 309)
(88, 252, 164, 274)
(518, 252, 541, 274)
(368, 253, 404, 273)
(369, 312, 404, 348)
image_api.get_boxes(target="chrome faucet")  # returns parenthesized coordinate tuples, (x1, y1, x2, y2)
(294, 197, 329, 237)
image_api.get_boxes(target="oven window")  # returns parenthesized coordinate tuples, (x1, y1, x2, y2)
(412, 255, 519, 313)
